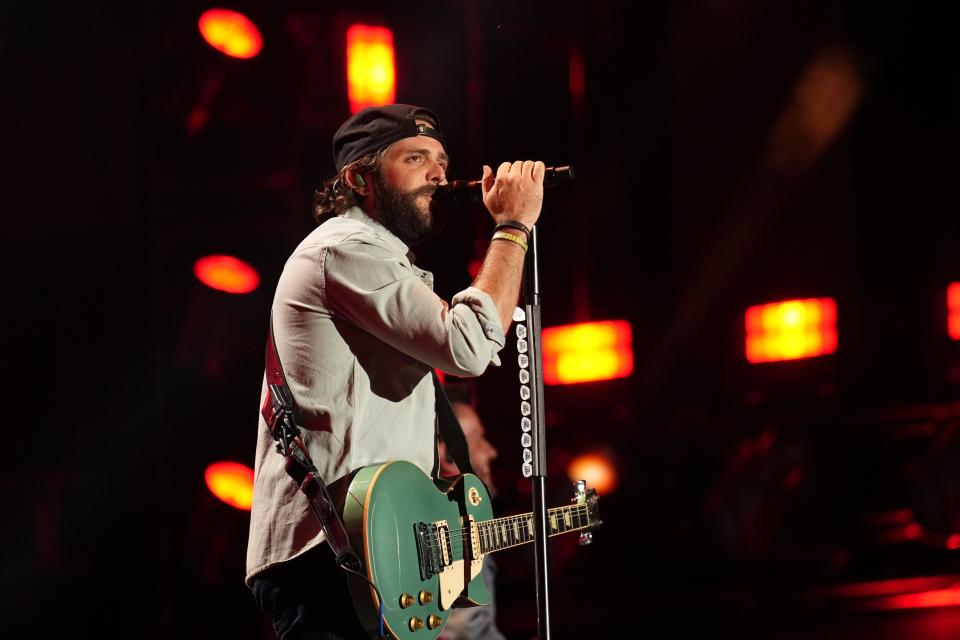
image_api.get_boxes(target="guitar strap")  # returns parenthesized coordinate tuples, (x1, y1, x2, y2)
(431, 370, 475, 477)
(261, 315, 360, 571)
(261, 316, 476, 566)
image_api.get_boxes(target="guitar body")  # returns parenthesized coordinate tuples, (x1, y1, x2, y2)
(342, 461, 493, 639)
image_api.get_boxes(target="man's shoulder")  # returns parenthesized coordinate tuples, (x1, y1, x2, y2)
(294, 215, 392, 256)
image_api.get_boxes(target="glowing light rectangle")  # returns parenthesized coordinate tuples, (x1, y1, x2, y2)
(542, 320, 633, 385)
(346, 25, 396, 114)
(745, 297, 838, 363)
(949, 283, 960, 340)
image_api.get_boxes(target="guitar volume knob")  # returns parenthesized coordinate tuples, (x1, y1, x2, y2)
(418, 590, 433, 604)
(399, 593, 415, 608)
(409, 617, 424, 631)
(427, 615, 442, 629)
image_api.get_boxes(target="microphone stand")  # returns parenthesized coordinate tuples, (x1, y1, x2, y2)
(444, 168, 575, 639)
(520, 225, 551, 639)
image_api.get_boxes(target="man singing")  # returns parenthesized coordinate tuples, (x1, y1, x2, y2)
(246, 103, 544, 639)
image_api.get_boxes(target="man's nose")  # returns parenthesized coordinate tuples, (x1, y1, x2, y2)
(429, 162, 446, 185)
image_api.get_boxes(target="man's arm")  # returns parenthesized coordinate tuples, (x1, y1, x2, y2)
(472, 160, 545, 331)
(472, 236, 527, 332)
(319, 238, 504, 377)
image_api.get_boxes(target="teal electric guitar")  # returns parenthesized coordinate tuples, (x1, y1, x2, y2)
(340, 460, 601, 639)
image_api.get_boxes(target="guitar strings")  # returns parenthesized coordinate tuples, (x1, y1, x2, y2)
(421, 505, 592, 547)
(421, 521, 594, 563)
(420, 505, 591, 548)
(419, 505, 591, 555)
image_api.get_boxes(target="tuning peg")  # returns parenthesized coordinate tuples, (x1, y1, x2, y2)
(573, 479, 587, 502)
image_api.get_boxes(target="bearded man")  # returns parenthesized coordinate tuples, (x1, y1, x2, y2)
(246, 104, 544, 639)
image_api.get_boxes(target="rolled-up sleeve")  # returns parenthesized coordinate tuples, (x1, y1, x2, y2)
(321, 238, 505, 377)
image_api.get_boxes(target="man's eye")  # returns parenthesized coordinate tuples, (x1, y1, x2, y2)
(408, 154, 422, 162)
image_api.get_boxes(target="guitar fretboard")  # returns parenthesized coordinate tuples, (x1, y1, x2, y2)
(476, 504, 591, 554)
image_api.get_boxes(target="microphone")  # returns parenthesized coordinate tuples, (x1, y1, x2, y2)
(435, 165, 575, 209)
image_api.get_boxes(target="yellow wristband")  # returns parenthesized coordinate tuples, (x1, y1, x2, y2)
(491, 231, 528, 252)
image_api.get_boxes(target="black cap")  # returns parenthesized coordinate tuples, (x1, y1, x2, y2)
(332, 104, 446, 172)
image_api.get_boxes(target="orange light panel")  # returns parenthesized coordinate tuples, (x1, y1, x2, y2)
(542, 320, 633, 385)
(745, 298, 838, 363)
(567, 452, 618, 495)
(346, 25, 396, 114)
(194, 255, 260, 294)
(948, 283, 960, 340)
(198, 9, 263, 59)
(204, 461, 254, 510)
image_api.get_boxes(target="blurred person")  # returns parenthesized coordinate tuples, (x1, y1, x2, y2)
(437, 381, 505, 640)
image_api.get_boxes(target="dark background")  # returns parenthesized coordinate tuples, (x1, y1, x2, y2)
(4, 0, 960, 637)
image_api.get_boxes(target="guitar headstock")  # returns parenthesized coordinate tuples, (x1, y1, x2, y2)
(572, 480, 602, 545)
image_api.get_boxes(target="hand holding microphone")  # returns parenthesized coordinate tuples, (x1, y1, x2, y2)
(479, 161, 546, 231)
(435, 164, 575, 212)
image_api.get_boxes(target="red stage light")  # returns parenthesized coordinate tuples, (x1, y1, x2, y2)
(880, 587, 960, 611)
(745, 297, 838, 363)
(198, 9, 263, 59)
(204, 461, 254, 510)
(542, 320, 633, 385)
(813, 575, 960, 612)
(346, 25, 396, 114)
(948, 283, 960, 340)
(194, 255, 260, 294)
(567, 452, 618, 495)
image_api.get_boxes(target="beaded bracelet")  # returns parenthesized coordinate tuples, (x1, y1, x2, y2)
(494, 219, 532, 239)
(491, 231, 528, 252)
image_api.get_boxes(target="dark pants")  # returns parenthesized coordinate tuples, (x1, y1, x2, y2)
(251, 544, 370, 640)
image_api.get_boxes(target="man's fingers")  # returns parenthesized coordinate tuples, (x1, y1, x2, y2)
(532, 161, 545, 183)
(491, 160, 547, 186)
(481, 165, 494, 193)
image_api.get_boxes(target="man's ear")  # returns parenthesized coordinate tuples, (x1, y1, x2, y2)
(345, 168, 370, 195)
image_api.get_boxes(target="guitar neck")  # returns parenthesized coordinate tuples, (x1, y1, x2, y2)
(476, 504, 591, 554)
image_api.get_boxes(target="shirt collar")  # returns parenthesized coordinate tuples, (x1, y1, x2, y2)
(341, 206, 417, 262)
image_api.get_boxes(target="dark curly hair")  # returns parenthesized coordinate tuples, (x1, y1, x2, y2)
(312, 148, 388, 223)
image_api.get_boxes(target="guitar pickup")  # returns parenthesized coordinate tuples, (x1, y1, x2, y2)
(465, 515, 480, 562)
(415, 520, 451, 580)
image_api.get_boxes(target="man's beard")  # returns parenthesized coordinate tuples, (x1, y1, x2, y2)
(372, 178, 447, 246)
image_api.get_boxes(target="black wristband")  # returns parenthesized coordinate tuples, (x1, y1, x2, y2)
(494, 219, 531, 238)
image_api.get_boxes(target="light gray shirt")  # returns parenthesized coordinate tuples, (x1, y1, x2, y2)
(246, 207, 506, 584)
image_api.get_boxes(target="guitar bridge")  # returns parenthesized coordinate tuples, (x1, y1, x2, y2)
(414, 520, 451, 580)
